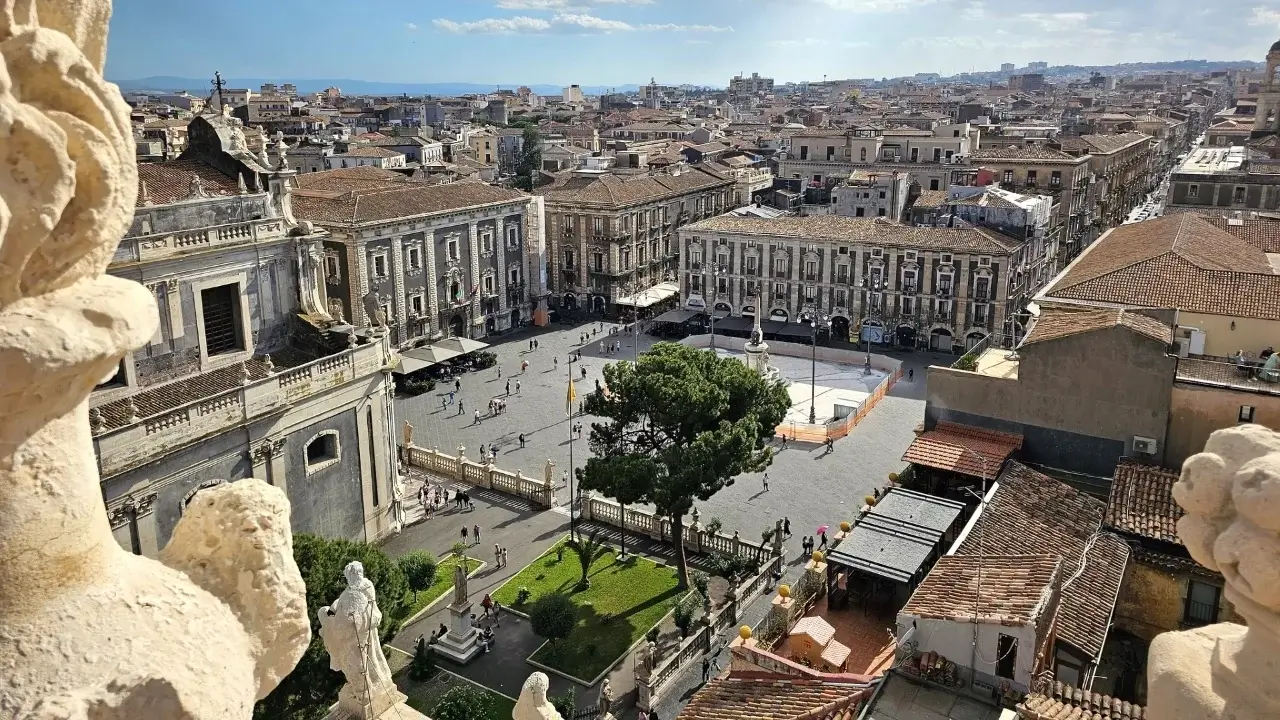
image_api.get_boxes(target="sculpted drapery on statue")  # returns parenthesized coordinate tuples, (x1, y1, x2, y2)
(0, 2, 310, 718)
(453, 558, 470, 606)
(318, 562, 399, 715)
(297, 238, 332, 321)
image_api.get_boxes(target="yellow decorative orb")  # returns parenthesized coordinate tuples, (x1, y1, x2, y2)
(839, 521, 851, 533)
(811, 550, 825, 563)
(739, 625, 753, 640)
(778, 584, 791, 598)
(889, 472, 900, 482)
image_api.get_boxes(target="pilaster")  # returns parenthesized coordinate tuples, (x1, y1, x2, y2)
(425, 230, 439, 330)
(468, 221, 481, 334)
(391, 233, 406, 334)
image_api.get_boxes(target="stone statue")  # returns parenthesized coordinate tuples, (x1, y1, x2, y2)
(403, 421, 414, 447)
(544, 458, 556, 485)
(513, 672, 564, 720)
(318, 561, 399, 718)
(597, 677, 614, 717)
(0, 4, 310, 718)
(642, 639, 660, 675)
(1148, 423, 1280, 720)
(452, 559, 469, 606)
(363, 289, 386, 328)
(296, 239, 331, 321)
(329, 296, 346, 323)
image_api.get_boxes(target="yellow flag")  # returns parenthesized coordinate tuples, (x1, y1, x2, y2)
(566, 378, 577, 416)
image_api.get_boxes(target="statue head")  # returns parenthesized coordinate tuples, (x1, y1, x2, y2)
(520, 671, 550, 703)
(343, 561, 365, 587)
(1175, 424, 1280, 626)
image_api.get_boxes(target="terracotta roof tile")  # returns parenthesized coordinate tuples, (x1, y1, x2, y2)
(902, 555, 1061, 624)
(334, 146, 403, 158)
(1104, 459, 1182, 543)
(972, 146, 1082, 162)
(683, 216, 1022, 254)
(1018, 680, 1145, 720)
(1199, 215, 1280, 253)
(1021, 306, 1172, 347)
(137, 157, 244, 207)
(293, 179, 526, 225)
(678, 677, 867, 720)
(1078, 132, 1152, 154)
(901, 421, 1022, 477)
(791, 617, 836, 646)
(955, 462, 1130, 659)
(535, 165, 732, 208)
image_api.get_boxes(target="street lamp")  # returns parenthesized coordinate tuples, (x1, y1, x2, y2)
(860, 276, 885, 362)
(801, 303, 830, 424)
(706, 264, 729, 348)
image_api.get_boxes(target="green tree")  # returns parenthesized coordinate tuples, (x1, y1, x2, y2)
(515, 125, 542, 190)
(432, 683, 496, 720)
(254, 534, 411, 720)
(578, 455, 651, 559)
(564, 531, 613, 590)
(450, 541, 470, 572)
(398, 550, 437, 602)
(529, 593, 578, 655)
(581, 342, 790, 588)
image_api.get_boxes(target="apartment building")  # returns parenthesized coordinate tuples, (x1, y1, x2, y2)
(1167, 146, 1280, 212)
(779, 123, 978, 193)
(968, 145, 1092, 273)
(677, 215, 1020, 353)
(92, 113, 399, 556)
(292, 167, 545, 342)
(1056, 132, 1155, 228)
(830, 170, 910, 220)
(537, 164, 735, 314)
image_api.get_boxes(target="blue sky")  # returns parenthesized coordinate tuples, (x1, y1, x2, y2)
(107, 0, 1280, 86)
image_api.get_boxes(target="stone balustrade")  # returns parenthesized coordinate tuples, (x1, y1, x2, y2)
(581, 494, 763, 561)
(401, 445, 556, 508)
(95, 339, 390, 477)
(113, 217, 289, 264)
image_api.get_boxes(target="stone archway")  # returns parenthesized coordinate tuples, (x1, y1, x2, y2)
(449, 314, 465, 338)
(930, 328, 953, 352)
(965, 330, 987, 351)
(831, 315, 851, 342)
(510, 308, 521, 329)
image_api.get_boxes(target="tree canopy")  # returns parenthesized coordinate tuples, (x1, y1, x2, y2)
(529, 593, 577, 653)
(578, 342, 790, 587)
(253, 534, 411, 720)
(515, 125, 542, 191)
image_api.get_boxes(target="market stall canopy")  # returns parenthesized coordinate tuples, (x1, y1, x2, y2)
(901, 421, 1023, 478)
(393, 348, 445, 375)
(406, 345, 462, 364)
(712, 316, 753, 333)
(616, 281, 679, 308)
(435, 337, 490, 355)
(776, 323, 814, 340)
(825, 489, 964, 584)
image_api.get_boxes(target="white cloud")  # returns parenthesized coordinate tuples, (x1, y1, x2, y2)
(1018, 12, 1093, 31)
(771, 37, 827, 47)
(434, 13, 731, 34)
(1251, 6, 1280, 26)
(496, 0, 653, 8)
(813, 0, 938, 12)
(405, 22, 418, 31)
(685, 39, 712, 45)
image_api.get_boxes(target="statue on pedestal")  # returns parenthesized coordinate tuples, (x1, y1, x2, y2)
(1148, 423, 1280, 720)
(452, 558, 469, 607)
(544, 458, 556, 486)
(597, 677, 614, 717)
(318, 561, 399, 717)
(403, 421, 414, 448)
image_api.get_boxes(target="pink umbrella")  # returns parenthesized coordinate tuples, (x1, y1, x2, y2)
(816, 525, 830, 536)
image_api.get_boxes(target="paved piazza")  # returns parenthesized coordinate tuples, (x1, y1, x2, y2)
(397, 318, 945, 548)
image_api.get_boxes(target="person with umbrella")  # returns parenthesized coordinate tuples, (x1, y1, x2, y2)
(817, 525, 829, 551)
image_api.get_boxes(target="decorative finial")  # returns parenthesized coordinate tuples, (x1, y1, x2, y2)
(237, 173, 248, 195)
(240, 361, 252, 386)
(811, 550, 824, 563)
(739, 625, 753, 640)
(90, 407, 105, 434)
(126, 398, 140, 424)
(263, 354, 275, 374)
(139, 179, 151, 206)
(778, 584, 791, 599)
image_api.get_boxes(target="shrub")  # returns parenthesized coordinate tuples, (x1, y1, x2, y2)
(551, 691, 577, 718)
(472, 351, 498, 369)
(432, 683, 495, 720)
(529, 593, 578, 654)
(707, 551, 758, 583)
(398, 376, 437, 396)
(398, 550, 438, 602)
(673, 595, 698, 638)
(646, 627, 660, 643)
(691, 570, 710, 600)
(515, 586, 532, 605)
(706, 517, 724, 536)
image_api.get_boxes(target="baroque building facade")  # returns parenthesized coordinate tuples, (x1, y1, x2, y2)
(678, 215, 1019, 353)
(90, 113, 400, 557)
(291, 168, 547, 342)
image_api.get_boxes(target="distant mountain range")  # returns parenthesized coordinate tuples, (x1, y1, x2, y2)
(109, 76, 640, 97)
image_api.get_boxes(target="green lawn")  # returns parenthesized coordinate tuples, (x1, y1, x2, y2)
(395, 666, 515, 720)
(493, 537, 686, 681)
(404, 555, 483, 620)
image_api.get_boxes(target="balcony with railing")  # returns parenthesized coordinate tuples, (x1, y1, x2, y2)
(114, 217, 291, 264)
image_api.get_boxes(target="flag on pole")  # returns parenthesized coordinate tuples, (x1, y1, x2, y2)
(566, 378, 577, 417)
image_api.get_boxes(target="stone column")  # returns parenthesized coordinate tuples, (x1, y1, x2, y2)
(770, 586, 795, 631)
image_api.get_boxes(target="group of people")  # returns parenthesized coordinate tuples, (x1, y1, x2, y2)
(800, 532, 828, 557)
(599, 339, 626, 355)
(503, 378, 521, 396)
(461, 523, 483, 545)
(493, 543, 509, 568)
(417, 484, 475, 518)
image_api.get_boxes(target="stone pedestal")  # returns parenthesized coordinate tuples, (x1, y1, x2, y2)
(434, 600, 483, 663)
(770, 593, 796, 631)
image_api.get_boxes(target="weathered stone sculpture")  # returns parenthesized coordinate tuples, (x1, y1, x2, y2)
(513, 672, 564, 720)
(1148, 423, 1280, 720)
(318, 562, 408, 720)
(0, 2, 309, 717)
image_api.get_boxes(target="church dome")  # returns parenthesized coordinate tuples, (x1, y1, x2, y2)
(1270, 38, 1280, 54)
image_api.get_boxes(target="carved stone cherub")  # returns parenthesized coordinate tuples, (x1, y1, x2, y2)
(1147, 423, 1280, 720)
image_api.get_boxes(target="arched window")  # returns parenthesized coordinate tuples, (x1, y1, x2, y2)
(305, 430, 341, 474)
(860, 147, 867, 162)
(451, 281, 461, 302)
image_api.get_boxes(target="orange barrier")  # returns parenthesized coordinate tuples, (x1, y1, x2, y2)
(774, 368, 899, 443)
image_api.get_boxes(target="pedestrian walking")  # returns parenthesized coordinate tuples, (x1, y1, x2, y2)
(449, 390, 455, 404)
(455, 379, 461, 392)
(599, 341, 605, 354)
(515, 379, 521, 393)
(481, 593, 493, 618)
(473, 409, 481, 425)
(505, 379, 511, 395)
(479, 443, 487, 458)
(519, 433, 526, 448)
(497, 366, 502, 379)
(762, 472, 769, 492)
(554, 356, 559, 369)
(493, 599, 503, 626)
(529, 339, 534, 351)
(501, 547, 508, 567)
(784, 516, 791, 538)
(781, 433, 788, 449)
(461, 525, 468, 544)
(909, 367, 915, 382)
(534, 339, 539, 350)
(458, 400, 464, 416)
(441, 396, 447, 411)
(819, 531, 828, 550)
(702, 656, 711, 682)
(474, 524, 481, 544)
(521, 360, 529, 373)
(495, 543, 502, 567)
(581, 366, 587, 380)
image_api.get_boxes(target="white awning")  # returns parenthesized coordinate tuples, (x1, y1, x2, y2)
(616, 281, 679, 308)
(393, 352, 436, 375)
(435, 337, 490, 354)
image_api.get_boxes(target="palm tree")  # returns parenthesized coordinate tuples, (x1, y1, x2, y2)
(565, 530, 612, 590)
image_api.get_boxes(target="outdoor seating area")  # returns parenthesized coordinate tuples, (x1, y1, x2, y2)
(824, 488, 966, 617)
(393, 338, 493, 378)
(773, 605, 898, 676)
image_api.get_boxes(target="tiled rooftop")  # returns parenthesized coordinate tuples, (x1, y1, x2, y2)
(682, 216, 1022, 253)
(1017, 680, 1145, 720)
(678, 677, 867, 720)
(534, 164, 731, 207)
(1175, 356, 1280, 396)
(1077, 132, 1153, 154)
(1104, 459, 1182, 543)
(901, 555, 1060, 625)
(774, 607, 898, 678)
(955, 462, 1130, 659)
(293, 178, 526, 225)
(137, 157, 245, 207)
(971, 145, 1082, 162)
(1020, 306, 1172, 348)
(901, 421, 1023, 478)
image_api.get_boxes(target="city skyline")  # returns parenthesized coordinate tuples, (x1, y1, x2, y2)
(107, 0, 1279, 87)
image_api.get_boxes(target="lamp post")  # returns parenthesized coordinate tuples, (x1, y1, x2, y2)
(801, 302, 830, 424)
(706, 264, 729, 348)
(860, 276, 885, 362)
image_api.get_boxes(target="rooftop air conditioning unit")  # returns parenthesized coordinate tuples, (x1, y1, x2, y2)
(1133, 436, 1158, 455)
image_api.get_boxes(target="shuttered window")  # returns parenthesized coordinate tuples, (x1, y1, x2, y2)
(201, 284, 243, 356)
